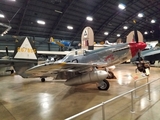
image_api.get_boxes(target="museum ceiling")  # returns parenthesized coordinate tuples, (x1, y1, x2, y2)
(0, 0, 160, 44)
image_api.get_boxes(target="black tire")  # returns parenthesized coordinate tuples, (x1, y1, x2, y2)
(11, 70, 14, 74)
(41, 78, 45, 82)
(72, 59, 78, 63)
(98, 79, 110, 90)
(149, 61, 155, 64)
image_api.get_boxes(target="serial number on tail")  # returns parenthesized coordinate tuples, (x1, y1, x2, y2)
(17, 47, 36, 53)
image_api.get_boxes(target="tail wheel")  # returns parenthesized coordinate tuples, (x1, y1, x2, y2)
(41, 78, 45, 82)
(97, 79, 110, 90)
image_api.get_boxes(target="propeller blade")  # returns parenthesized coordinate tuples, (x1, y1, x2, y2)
(5, 46, 9, 56)
(133, 20, 138, 43)
(133, 20, 141, 59)
(133, 20, 146, 73)
(137, 50, 142, 61)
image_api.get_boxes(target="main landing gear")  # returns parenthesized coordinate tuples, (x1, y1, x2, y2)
(41, 78, 45, 82)
(107, 71, 116, 79)
(97, 79, 110, 90)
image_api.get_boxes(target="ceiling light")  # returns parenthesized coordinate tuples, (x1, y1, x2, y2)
(104, 32, 109, 35)
(138, 13, 143, 18)
(6, 0, 16, 1)
(86, 16, 93, 21)
(118, 3, 126, 10)
(117, 34, 121, 37)
(150, 30, 154, 33)
(67, 26, 73, 30)
(123, 26, 128, 30)
(144, 31, 148, 34)
(37, 20, 45, 25)
(0, 14, 5, 18)
(151, 19, 156, 23)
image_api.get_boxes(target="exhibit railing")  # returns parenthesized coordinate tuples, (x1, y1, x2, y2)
(65, 77, 160, 120)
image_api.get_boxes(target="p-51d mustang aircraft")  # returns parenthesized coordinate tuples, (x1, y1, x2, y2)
(0, 36, 146, 90)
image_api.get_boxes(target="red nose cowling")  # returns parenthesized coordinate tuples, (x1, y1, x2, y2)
(129, 42, 146, 57)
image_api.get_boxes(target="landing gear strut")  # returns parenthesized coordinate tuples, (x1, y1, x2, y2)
(97, 79, 110, 90)
(107, 71, 116, 79)
(41, 78, 45, 82)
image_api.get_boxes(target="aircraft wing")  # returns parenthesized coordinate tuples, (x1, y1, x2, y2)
(37, 51, 70, 55)
(25, 62, 95, 74)
(0, 50, 70, 55)
(141, 49, 160, 61)
(0, 50, 14, 53)
(142, 49, 160, 56)
(131, 48, 160, 62)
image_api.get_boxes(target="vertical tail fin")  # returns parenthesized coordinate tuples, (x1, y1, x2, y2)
(126, 31, 143, 43)
(50, 37, 55, 42)
(81, 26, 94, 50)
(12, 37, 38, 77)
(13, 37, 38, 60)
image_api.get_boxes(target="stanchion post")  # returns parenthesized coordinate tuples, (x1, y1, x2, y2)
(148, 83, 151, 101)
(102, 102, 105, 120)
(130, 91, 135, 113)
(134, 81, 137, 98)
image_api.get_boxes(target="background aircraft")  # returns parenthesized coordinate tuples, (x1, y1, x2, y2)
(50, 37, 71, 47)
(49, 37, 73, 51)
(131, 43, 160, 64)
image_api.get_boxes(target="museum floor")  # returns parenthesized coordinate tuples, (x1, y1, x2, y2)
(0, 64, 160, 120)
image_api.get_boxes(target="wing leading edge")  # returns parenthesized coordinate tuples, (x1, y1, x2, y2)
(24, 62, 94, 77)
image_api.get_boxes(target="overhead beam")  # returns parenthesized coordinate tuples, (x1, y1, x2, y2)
(49, 0, 75, 36)
(16, 0, 30, 35)
(0, 22, 12, 36)
(105, 1, 159, 41)
(71, 0, 110, 41)
(120, 2, 159, 39)
(95, 0, 137, 37)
